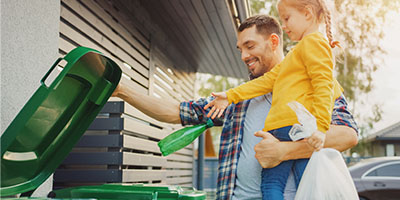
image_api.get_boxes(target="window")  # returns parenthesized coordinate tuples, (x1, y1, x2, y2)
(366, 163, 400, 177)
(386, 144, 395, 156)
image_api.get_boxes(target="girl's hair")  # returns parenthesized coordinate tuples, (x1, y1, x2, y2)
(280, 0, 339, 48)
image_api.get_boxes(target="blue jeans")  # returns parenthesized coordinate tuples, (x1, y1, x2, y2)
(261, 126, 309, 200)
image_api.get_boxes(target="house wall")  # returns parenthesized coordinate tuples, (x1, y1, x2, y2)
(56, 0, 196, 187)
(371, 141, 400, 157)
(1, 0, 60, 196)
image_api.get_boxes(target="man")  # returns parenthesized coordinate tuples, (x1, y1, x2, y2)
(112, 15, 358, 200)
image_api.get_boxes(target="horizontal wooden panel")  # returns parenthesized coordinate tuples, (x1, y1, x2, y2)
(54, 169, 121, 182)
(79, 0, 149, 58)
(123, 117, 170, 140)
(60, 4, 149, 77)
(166, 177, 192, 185)
(122, 169, 166, 182)
(166, 170, 193, 177)
(62, 152, 121, 165)
(165, 154, 193, 162)
(123, 152, 167, 167)
(166, 161, 193, 169)
(123, 134, 160, 153)
(96, 0, 150, 47)
(100, 101, 180, 133)
(59, 24, 149, 88)
(153, 66, 192, 100)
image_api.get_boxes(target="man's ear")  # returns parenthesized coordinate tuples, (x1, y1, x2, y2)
(269, 33, 280, 51)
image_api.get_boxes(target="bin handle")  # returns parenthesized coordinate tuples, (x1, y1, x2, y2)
(41, 57, 64, 87)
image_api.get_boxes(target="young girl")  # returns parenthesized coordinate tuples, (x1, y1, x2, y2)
(205, 0, 342, 199)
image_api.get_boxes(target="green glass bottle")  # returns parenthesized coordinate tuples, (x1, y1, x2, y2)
(158, 119, 214, 156)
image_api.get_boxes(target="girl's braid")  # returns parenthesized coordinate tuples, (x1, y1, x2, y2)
(316, 0, 339, 48)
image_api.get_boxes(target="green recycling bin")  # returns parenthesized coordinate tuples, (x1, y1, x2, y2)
(50, 183, 205, 200)
(0, 47, 205, 200)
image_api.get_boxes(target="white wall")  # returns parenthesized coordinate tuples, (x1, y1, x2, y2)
(1, 0, 60, 196)
(1, 0, 60, 133)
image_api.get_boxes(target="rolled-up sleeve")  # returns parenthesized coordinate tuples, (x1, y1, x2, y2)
(179, 96, 224, 126)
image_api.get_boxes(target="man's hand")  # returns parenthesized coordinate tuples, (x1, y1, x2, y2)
(254, 131, 286, 168)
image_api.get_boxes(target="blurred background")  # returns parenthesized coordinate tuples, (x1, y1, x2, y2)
(196, 0, 400, 159)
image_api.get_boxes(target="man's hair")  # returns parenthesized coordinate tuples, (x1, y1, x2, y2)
(238, 15, 283, 41)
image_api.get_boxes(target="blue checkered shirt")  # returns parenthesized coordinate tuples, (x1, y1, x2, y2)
(179, 95, 358, 200)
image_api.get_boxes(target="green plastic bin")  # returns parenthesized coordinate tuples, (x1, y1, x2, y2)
(50, 184, 205, 200)
(1, 47, 121, 197)
(0, 47, 206, 200)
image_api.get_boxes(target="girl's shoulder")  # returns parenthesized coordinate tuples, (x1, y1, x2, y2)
(298, 32, 330, 49)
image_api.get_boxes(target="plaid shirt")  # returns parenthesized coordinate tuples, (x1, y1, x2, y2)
(180, 96, 250, 200)
(179, 95, 358, 200)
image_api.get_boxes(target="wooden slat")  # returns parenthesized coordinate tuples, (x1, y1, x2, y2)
(168, 67, 195, 96)
(63, 0, 149, 67)
(152, 86, 181, 105)
(80, 0, 149, 58)
(123, 152, 167, 167)
(60, 3, 149, 77)
(122, 169, 166, 182)
(120, 102, 179, 131)
(59, 23, 149, 88)
(154, 78, 185, 102)
(123, 118, 169, 140)
(212, 0, 244, 78)
(154, 64, 193, 100)
(166, 0, 218, 75)
(123, 135, 160, 153)
(166, 154, 193, 162)
(94, 0, 150, 48)
(166, 170, 193, 177)
(166, 161, 193, 169)
(181, 0, 231, 76)
(139, 0, 201, 71)
(166, 177, 192, 184)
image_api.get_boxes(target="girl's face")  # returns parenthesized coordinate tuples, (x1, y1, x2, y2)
(278, 2, 313, 41)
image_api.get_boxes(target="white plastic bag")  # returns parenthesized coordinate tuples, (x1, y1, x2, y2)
(287, 101, 358, 199)
(287, 101, 317, 141)
(295, 148, 359, 200)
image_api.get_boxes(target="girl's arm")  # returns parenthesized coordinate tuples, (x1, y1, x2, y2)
(301, 35, 335, 133)
(226, 63, 281, 104)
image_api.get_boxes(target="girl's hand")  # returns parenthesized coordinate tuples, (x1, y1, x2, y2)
(204, 92, 229, 119)
(306, 130, 326, 151)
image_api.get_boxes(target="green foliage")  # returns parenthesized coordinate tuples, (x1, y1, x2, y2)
(248, 0, 400, 135)
(197, 74, 244, 97)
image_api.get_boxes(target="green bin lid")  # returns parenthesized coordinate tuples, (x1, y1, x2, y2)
(0, 47, 122, 196)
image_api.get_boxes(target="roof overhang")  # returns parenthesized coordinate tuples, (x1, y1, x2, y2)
(139, 0, 250, 79)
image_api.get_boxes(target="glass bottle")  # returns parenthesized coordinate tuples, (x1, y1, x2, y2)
(158, 119, 214, 156)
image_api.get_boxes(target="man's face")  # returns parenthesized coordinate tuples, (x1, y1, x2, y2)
(237, 26, 275, 78)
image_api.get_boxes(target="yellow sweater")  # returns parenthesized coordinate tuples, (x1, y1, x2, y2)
(226, 32, 343, 133)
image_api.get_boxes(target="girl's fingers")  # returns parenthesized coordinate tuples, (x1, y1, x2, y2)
(211, 108, 220, 119)
(204, 101, 214, 110)
(207, 106, 216, 118)
(217, 109, 224, 118)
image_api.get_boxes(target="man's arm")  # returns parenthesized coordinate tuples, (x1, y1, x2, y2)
(254, 125, 358, 168)
(112, 83, 181, 124)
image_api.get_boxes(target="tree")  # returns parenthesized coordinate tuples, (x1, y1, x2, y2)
(249, 0, 400, 135)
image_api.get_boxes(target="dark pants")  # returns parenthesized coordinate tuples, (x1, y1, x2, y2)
(260, 126, 309, 200)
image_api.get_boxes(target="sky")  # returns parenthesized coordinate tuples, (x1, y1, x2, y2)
(365, 11, 400, 133)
